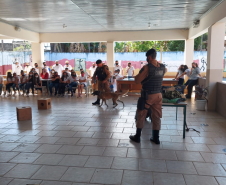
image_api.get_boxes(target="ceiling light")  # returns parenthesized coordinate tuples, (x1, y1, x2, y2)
(1, 18, 26, 21)
(63, 24, 67, 29)
(148, 23, 151, 29)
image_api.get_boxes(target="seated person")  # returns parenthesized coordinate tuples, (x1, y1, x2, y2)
(49, 69, 55, 78)
(34, 73, 43, 93)
(0, 74, 3, 96)
(58, 72, 69, 97)
(67, 71, 78, 97)
(40, 68, 49, 87)
(26, 71, 34, 97)
(64, 68, 71, 77)
(80, 68, 90, 78)
(112, 69, 123, 92)
(184, 62, 201, 98)
(77, 71, 87, 98)
(6, 72, 13, 96)
(174, 65, 185, 85)
(19, 71, 27, 95)
(12, 72, 19, 96)
(49, 72, 60, 96)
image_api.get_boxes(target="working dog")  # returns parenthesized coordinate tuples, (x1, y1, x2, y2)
(92, 90, 129, 108)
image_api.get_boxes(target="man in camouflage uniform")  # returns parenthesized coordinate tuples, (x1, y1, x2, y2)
(92, 59, 111, 105)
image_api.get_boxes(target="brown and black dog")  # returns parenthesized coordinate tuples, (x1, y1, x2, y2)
(92, 90, 129, 108)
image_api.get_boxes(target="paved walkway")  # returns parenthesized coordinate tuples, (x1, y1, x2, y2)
(0, 95, 226, 185)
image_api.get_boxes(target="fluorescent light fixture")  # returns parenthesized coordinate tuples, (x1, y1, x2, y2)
(1, 18, 26, 21)
(26, 18, 49, 21)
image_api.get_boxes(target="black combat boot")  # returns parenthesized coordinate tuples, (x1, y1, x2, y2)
(129, 128, 142, 143)
(92, 98, 100, 105)
(150, 130, 160, 144)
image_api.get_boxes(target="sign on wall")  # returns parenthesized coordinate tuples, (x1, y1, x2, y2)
(74, 58, 86, 71)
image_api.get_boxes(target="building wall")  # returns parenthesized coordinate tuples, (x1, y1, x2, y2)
(0, 51, 226, 76)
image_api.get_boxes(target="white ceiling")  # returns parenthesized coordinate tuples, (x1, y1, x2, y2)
(0, 0, 222, 33)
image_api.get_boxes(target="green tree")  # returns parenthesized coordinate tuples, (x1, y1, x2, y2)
(167, 41, 185, 51)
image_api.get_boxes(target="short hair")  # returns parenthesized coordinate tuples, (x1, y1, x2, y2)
(146, 49, 157, 59)
(80, 68, 83, 71)
(115, 60, 118, 63)
(128, 62, 131, 64)
(96, 59, 102, 64)
(192, 62, 198, 67)
(43, 62, 46, 64)
(81, 71, 84, 73)
(35, 63, 37, 65)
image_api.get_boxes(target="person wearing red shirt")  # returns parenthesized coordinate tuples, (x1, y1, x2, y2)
(40, 68, 49, 87)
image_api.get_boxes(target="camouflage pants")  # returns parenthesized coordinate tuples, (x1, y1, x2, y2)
(136, 93, 162, 130)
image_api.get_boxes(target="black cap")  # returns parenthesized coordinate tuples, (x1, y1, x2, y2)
(96, 59, 102, 64)
(146, 49, 156, 57)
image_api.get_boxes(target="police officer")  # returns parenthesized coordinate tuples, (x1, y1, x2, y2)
(92, 59, 111, 105)
(129, 49, 165, 144)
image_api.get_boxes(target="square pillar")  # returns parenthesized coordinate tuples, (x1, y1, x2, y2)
(31, 43, 44, 69)
(107, 41, 114, 72)
(206, 23, 225, 111)
(184, 39, 194, 85)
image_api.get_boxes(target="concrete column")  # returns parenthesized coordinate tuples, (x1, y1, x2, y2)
(206, 23, 225, 111)
(107, 41, 114, 72)
(185, 39, 194, 67)
(184, 39, 194, 85)
(31, 42, 44, 70)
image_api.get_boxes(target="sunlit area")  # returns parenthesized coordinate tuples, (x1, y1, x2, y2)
(1, 0, 226, 185)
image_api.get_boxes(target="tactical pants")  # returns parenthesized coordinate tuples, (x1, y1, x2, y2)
(98, 80, 111, 93)
(136, 93, 162, 130)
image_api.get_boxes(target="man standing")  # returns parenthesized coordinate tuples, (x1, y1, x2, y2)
(24, 63, 32, 75)
(91, 59, 111, 105)
(184, 62, 200, 99)
(126, 62, 134, 78)
(114, 60, 123, 75)
(129, 49, 165, 144)
(53, 60, 64, 77)
(64, 61, 72, 72)
(34, 63, 39, 74)
(89, 63, 96, 77)
(43, 62, 50, 74)
(13, 62, 23, 76)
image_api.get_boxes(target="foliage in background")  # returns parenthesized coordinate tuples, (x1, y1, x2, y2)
(47, 33, 208, 53)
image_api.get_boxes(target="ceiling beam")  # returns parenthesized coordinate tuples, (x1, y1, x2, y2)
(189, 0, 226, 39)
(0, 21, 39, 42)
(40, 29, 188, 43)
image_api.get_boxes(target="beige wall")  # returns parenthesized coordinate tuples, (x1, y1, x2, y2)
(0, 21, 39, 42)
(40, 29, 188, 43)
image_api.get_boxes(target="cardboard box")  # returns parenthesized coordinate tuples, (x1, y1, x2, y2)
(16, 106, 32, 121)
(38, 98, 51, 109)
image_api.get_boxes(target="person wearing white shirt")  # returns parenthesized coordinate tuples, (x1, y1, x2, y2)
(53, 60, 64, 77)
(112, 69, 124, 92)
(114, 60, 123, 75)
(65, 68, 71, 77)
(13, 62, 23, 76)
(63, 61, 72, 71)
(24, 63, 32, 75)
(34, 63, 40, 74)
(89, 63, 97, 77)
(126, 62, 134, 78)
(0, 75, 3, 95)
(43, 62, 50, 74)
(77, 71, 87, 98)
(67, 71, 78, 97)
(80, 68, 89, 78)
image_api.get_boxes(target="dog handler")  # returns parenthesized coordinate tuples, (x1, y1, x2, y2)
(129, 49, 165, 144)
(92, 59, 111, 105)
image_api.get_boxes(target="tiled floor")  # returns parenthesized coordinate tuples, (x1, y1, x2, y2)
(0, 94, 226, 185)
